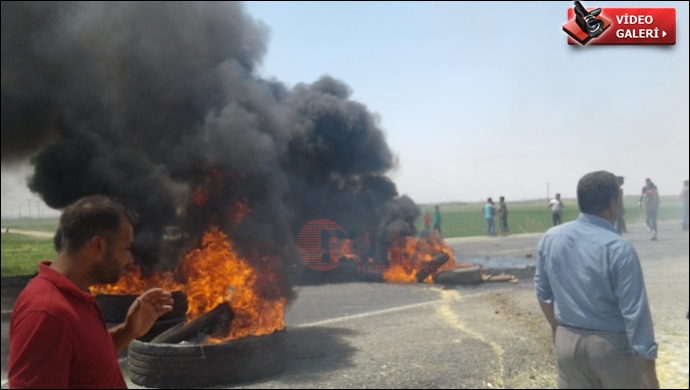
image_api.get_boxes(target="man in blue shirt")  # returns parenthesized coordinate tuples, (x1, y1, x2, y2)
(432, 205, 442, 238)
(534, 171, 658, 389)
(483, 198, 496, 237)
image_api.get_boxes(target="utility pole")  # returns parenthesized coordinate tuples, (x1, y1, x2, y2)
(27, 199, 32, 219)
(547, 182, 550, 200)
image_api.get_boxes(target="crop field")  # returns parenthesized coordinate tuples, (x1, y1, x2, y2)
(1, 234, 55, 277)
(1, 196, 683, 277)
(416, 196, 682, 238)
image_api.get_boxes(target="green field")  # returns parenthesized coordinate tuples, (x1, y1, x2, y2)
(417, 196, 683, 238)
(1, 233, 55, 277)
(1, 197, 683, 277)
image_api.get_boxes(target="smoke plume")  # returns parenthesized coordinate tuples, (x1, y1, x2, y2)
(1, 2, 420, 292)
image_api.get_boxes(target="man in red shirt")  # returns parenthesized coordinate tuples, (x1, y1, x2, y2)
(9, 195, 174, 389)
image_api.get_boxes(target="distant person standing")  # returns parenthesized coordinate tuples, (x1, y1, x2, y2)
(615, 176, 627, 234)
(432, 205, 442, 238)
(642, 182, 660, 241)
(498, 196, 509, 236)
(548, 193, 564, 226)
(638, 178, 657, 228)
(681, 179, 688, 231)
(483, 198, 496, 237)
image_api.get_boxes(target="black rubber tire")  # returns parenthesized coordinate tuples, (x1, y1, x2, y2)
(128, 329, 287, 388)
(97, 291, 187, 341)
(96, 291, 188, 322)
(433, 265, 484, 285)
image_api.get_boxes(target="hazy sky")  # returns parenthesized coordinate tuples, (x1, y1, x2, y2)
(2, 1, 688, 217)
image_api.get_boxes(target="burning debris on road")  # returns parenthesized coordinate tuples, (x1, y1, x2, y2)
(2, 1, 456, 346)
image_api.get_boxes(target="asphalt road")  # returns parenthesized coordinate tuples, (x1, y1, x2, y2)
(2, 220, 688, 389)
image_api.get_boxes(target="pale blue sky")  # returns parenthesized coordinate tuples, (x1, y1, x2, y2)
(243, 1, 689, 203)
(1, 1, 688, 217)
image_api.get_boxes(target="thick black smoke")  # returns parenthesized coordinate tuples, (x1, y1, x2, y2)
(1, 2, 420, 290)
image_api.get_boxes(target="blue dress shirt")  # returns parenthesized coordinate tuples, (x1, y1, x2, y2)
(534, 213, 658, 360)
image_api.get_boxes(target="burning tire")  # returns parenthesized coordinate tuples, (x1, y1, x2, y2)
(433, 265, 483, 285)
(96, 291, 187, 341)
(128, 329, 287, 388)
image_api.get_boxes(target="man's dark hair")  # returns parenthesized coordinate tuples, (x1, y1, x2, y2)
(577, 171, 619, 215)
(57, 195, 138, 252)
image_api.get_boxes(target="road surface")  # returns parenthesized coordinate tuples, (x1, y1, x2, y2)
(1, 220, 687, 389)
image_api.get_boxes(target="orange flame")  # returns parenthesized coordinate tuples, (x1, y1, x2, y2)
(89, 265, 183, 295)
(382, 234, 455, 284)
(181, 227, 285, 342)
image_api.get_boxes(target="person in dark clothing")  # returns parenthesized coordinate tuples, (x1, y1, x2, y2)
(615, 176, 627, 234)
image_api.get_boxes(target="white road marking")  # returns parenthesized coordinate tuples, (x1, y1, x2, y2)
(292, 291, 486, 328)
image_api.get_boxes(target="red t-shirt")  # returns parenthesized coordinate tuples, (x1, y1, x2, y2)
(9, 261, 127, 389)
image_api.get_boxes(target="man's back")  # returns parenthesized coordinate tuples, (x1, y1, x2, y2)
(549, 198, 563, 212)
(498, 201, 507, 218)
(644, 188, 660, 212)
(484, 203, 495, 219)
(535, 171, 658, 389)
(535, 214, 656, 357)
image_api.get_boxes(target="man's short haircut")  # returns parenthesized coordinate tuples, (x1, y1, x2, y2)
(577, 171, 619, 215)
(57, 195, 138, 252)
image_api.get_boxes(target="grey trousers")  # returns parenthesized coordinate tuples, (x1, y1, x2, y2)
(555, 326, 645, 389)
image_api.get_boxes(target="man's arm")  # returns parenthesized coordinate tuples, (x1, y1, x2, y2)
(110, 288, 173, 353)
(534, 237, 556, 341)
(642, 359, 659, 389)
(539, 301, 557, 342)
(612, 245, 659, 387)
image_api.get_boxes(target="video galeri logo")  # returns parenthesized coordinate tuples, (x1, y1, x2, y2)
(562, 0, 611, 45)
